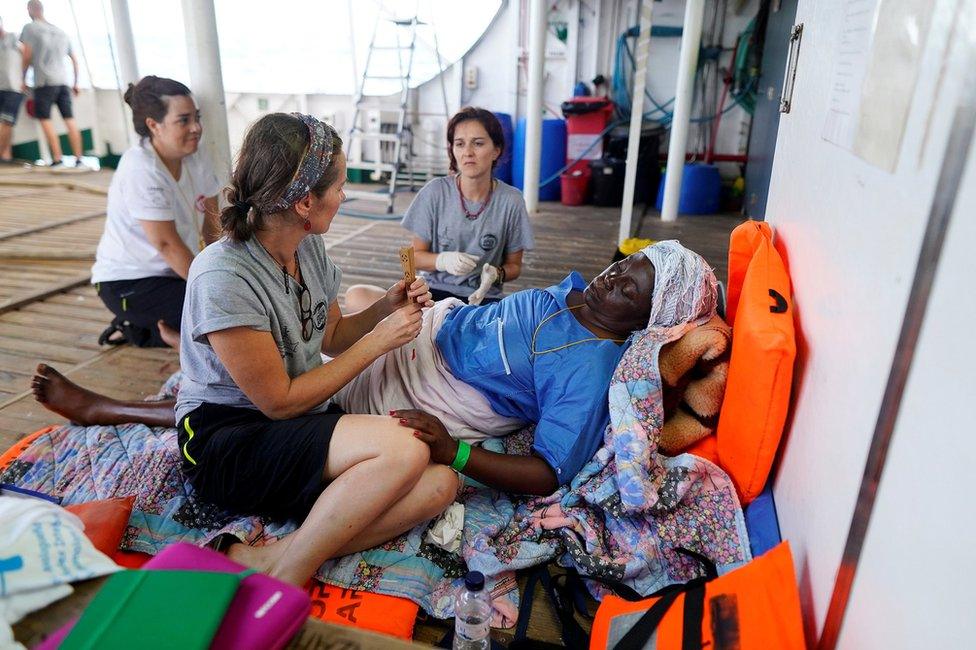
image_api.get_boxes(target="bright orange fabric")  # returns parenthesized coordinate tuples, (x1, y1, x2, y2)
(590, 542, 805, 650)
(0, 425, 56, 473)
(64, 496, 136, 557)
(725, 221, 773, 327)
(686, 433, 719, 465)
(305, 581, 419, 641)
(716, 227, 796, 504)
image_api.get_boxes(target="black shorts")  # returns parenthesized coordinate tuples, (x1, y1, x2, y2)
(96, 276, 185, 347)
(430, 287, 501, 305)
(33, 85, 73, 120)
(178, 402, 346, 521)
(0, 91, 24, 125)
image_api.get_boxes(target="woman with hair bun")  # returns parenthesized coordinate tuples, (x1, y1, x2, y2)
(91, 75, 220, 348)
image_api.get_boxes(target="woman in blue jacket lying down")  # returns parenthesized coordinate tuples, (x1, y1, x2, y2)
(332, 249, 661, 496)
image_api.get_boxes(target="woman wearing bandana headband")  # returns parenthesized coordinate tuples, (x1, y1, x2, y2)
(174, 112, 458, 586)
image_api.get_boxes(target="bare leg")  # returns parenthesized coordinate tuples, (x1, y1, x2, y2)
(0, 123, 12, 159)
(38, 119, 62, 162)
(157, 320, 181, 352)
(31, 364, 175, 427)
(343, 284, 386, 314)
(333, 464, 459, 555)
(225, 415, 454, 586)
(229, 463, 458, 573)
(63, 117, 83, 159)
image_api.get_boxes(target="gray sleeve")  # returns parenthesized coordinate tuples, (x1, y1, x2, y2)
(186, 270, 270, 344)
(400, 182, 437, 243)
(505, 191, 535, 254)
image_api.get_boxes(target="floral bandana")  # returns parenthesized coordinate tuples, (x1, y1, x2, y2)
(267, 113, 335, 212)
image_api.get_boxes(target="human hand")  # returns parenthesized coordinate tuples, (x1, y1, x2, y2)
(369, 302, 422, 353)
(20, 82, 28, 94)
(435, 251, 479, 276)
(467, 264, 500, 305)
(72, 85, 79, 97)
(393, 409, 458, 465)
(385, 277, 434, 311)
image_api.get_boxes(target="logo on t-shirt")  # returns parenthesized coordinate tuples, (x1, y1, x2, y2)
(146, 185, 170, 209)
(480, 234, 497, 251)
(312, 302, 327, 330)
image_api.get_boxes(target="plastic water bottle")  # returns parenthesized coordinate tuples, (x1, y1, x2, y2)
(454, 570, 491, 650)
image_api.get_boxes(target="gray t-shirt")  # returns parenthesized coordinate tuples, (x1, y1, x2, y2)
(175, 234, 343, 423)
(0, 33, 20, 91)
(401, 176, 534, 299)
(20, 21, 72, 87)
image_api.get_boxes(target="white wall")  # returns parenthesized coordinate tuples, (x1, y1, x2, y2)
(838, 145, 976, 650)
(764, 0, 972, 645)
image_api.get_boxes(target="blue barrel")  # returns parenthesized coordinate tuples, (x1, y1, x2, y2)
(655, 163, 721, 215)
(514, 117, 567, 201)
(493, 112, 514, 185)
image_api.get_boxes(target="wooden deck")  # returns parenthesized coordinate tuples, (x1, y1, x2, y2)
(1, 169, 742, 646)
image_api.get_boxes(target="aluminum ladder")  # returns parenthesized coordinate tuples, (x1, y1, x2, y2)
(344, 3, 449, 213)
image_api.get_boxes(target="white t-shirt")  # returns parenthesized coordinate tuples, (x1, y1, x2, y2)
(91, 140, 221, 283)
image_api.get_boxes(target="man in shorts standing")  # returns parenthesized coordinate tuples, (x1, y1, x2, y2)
(0, 17, 25, 162)
(19, 0, 83, 167)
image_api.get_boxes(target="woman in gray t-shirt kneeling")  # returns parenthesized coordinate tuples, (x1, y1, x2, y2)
(346, 107, 535, 310)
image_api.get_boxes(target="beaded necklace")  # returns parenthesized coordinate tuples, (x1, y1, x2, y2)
(456, 175, 495, 220)
(531, 304, 627, 356)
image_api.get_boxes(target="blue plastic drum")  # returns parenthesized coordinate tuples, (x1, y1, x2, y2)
(514, 117, 567, 201)
(655, 163, 721, 215)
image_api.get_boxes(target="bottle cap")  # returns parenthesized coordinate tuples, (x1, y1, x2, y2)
(464, 570, 485, 592)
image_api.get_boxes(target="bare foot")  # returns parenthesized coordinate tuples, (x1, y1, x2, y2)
(31, 363, 108, 426)
(31, 364, 111, 426)
(157, 320, 181, 352)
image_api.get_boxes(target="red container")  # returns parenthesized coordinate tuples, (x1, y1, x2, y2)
(560, 169, 591, 206)
(561, 98, 614, 174)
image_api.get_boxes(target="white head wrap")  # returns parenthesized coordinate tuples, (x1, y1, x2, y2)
(638, 240, 718, 330)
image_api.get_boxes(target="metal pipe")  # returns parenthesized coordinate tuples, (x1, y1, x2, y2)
(109, 0, 139, 85)
(660, 0, 705, 222)
(181, 0, 232, 185)
(618, 0, 654, 244)
(523, 0, 547, 214)
(108, 0, 139, 148)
